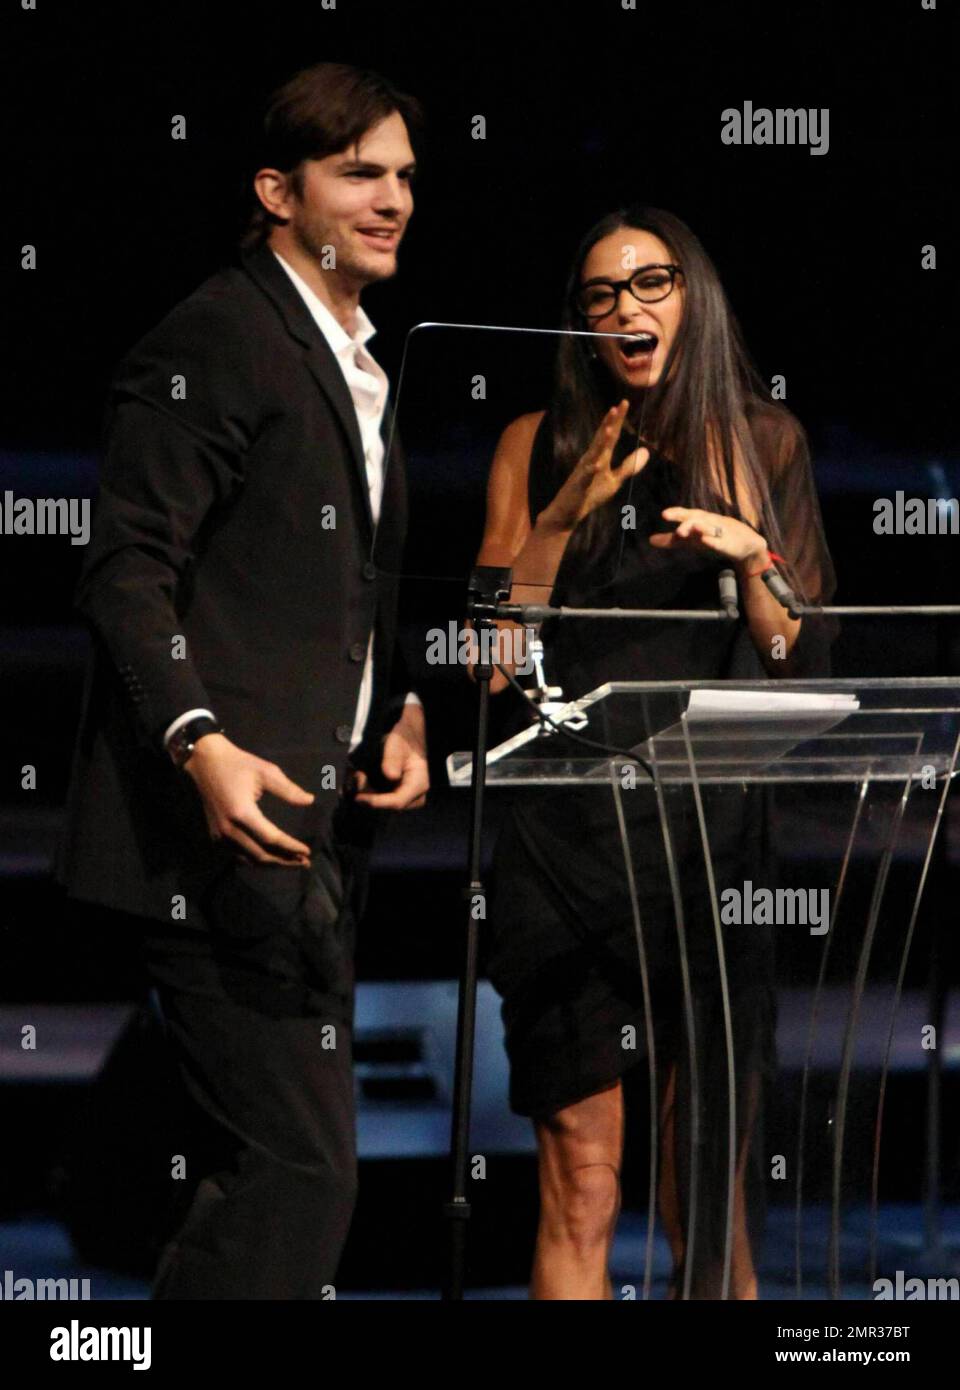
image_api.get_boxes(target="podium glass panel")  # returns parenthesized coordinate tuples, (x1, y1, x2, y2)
(449, 678, 959, 1298)
(448, 678, 960, 784)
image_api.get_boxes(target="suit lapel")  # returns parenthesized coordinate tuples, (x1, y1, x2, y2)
(239, 243, 375, 537)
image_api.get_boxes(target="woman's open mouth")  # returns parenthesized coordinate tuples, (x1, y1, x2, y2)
(618, 333, 658, 368)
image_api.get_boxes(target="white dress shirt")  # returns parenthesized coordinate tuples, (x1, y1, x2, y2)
(163, 248, 419, 754)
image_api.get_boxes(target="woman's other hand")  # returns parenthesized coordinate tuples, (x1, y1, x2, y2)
(540, 401, 650, 534)
(650, 506, 768, 571)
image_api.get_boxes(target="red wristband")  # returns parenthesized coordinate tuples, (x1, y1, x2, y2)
(744, 550, 785, 579)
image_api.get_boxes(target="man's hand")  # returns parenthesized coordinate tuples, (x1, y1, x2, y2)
(353, 703, 429, 810)
(182, 733, 315, 865)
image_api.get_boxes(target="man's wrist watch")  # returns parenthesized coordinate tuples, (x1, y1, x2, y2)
(167, 715, 224, 769)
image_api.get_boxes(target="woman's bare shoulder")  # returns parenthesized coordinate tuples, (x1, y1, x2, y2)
(480, 411, 548, 554)
(487, 410, 548, 493)
(496, 409, 547, 457)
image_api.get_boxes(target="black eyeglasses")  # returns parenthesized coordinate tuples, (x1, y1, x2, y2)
(575, 263, 682, 319)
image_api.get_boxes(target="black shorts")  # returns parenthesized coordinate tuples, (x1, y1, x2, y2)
(485, 791, 773, 1122)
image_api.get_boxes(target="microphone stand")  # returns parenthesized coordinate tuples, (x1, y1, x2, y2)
(442, 565, 512, 1301)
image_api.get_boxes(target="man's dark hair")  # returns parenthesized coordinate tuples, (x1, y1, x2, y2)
(240, 62, 424, 251)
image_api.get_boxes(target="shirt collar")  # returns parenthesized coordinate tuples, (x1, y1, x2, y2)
(271, 249, 377, 356)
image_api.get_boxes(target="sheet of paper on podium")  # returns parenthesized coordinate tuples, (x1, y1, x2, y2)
(647, 687, 862, 773)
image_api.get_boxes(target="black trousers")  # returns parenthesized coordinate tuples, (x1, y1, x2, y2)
(138, 797, 373, 1299)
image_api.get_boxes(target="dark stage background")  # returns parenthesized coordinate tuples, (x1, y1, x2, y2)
(2, 0, 957, 1298)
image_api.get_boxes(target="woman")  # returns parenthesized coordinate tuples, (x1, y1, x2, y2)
(475, 207, 835, 1299)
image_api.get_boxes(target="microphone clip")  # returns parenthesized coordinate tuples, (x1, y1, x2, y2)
(528, 636, 588, 734)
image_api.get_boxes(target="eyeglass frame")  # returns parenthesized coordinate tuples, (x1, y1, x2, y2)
(575, 263, 683, 319)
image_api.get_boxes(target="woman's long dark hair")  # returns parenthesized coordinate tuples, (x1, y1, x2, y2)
(552, 206, 791, 576)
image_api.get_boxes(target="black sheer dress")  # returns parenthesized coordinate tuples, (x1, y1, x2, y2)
(485, 399, 836, 1297)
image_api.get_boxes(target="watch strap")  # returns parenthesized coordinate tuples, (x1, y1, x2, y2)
(167, 714, 224, 768)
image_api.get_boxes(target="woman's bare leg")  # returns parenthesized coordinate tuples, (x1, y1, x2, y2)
(530, 1081, 625, 1300)
(658, 1061, 760, 1299)
(657, 1064, 685, 1291)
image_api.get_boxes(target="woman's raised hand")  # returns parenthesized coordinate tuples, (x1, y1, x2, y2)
(540, 400, 650, 532)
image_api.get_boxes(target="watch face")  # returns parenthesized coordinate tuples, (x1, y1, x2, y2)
(170, 718, 220, 766)
(173, 731, 196, 763)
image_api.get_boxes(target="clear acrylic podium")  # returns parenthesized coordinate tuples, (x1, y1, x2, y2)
(448, 678, 960, 1298)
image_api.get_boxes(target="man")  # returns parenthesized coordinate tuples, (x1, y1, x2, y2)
(54, 63, 428, 1298)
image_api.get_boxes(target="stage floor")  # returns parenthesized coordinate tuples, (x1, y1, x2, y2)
(2, 1203, 957, 1301)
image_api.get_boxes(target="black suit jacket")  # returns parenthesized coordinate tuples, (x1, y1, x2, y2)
(54, 242, 410, 923)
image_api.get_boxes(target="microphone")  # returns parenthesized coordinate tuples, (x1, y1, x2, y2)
(758, 556, 802, 619)
(718, 568, 739, 620)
